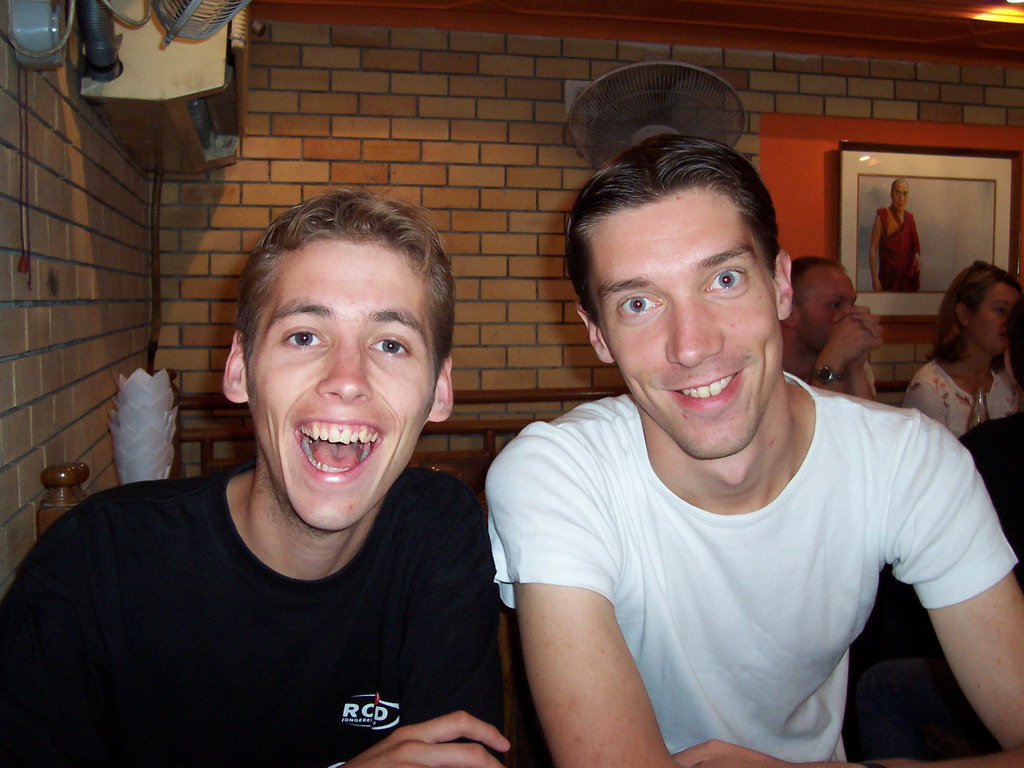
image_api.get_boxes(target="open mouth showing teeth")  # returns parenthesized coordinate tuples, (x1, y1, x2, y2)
(680, 374, 735, 399)
(299, 422, 379, 473)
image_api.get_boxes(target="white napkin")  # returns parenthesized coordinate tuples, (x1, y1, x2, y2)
(109, 369, 177, 484)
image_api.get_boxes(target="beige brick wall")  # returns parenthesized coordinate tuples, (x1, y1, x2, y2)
(7, 18, 1024, 574)
(159, 22, 1024, 445)
(0, 13, 150, 594)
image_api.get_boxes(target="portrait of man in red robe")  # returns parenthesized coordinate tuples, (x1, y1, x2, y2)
(869, 178, 921, 292)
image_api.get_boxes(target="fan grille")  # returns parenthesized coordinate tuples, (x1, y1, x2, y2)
(155, 0, 252, 43)
(569, 61, 746, 168)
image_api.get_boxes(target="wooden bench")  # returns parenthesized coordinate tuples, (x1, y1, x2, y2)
(176, 381, 908, 487)
(175, 386, 629, 491)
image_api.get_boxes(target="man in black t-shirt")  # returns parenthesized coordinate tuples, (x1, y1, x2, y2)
(0, 189, 507, 768)
(962, 295, 1024, 586)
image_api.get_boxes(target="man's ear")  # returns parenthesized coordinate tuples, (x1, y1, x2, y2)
(223, 331, 250, 404)
(577, 301, 616, 365)
(426, 357, 454, 424)
(781, 301, 800, 329)
(774, 250, 795, 322)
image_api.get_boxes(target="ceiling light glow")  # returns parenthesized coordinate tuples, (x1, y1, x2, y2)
(975, 8, 1024, 21)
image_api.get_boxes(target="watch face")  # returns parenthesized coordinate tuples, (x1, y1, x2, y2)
(815, 367, 842, 384)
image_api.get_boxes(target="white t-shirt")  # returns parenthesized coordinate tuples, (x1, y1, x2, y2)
(487, 378, 1014, 762)
(903, 360, 1019, 437)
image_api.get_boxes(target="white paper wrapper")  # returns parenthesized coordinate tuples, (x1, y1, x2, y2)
(109, 369, 177, 484)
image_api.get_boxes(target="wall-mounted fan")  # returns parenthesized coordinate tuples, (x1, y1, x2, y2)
(154, 0, 251, 45)
(569, 61, 746, 168)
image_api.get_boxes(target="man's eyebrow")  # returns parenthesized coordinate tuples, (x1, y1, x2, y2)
(267, 301, 332, 326)
(373, 309, 426, 338)
(597, 277, 652, 301)
(695, 245, 758, 272)
(596, 245, 760, 300)
(265, 303, 426, 338)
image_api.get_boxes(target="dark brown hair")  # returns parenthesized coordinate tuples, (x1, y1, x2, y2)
(566, 135, 779, 321)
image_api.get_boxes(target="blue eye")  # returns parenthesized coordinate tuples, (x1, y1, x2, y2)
(288, 331, 320, 347)
(623, 297, 654, 314)
(374, 339, 406, 355)
(713, 270, 742, 290)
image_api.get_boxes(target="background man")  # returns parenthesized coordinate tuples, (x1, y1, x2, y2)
(870, 178, 921, 292)
(781, 255, 882, 399)
(487, 136, 1024, 768)
(961, 294, 1024, 584)
(0, 188, 507, 768)
(855, 297, 1024, 761)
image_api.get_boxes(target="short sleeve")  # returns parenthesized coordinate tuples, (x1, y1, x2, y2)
(487, 421, 625, 608)
(882, 415, 1016, 608)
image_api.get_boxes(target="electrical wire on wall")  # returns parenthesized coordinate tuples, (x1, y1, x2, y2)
(147, 171, 164, 374)
(17, 66, 31, 289)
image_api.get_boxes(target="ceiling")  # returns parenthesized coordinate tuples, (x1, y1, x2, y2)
(249, 1, 1024, 68)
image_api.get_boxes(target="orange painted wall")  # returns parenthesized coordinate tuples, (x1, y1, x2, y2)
(760, 114, 1024, 276)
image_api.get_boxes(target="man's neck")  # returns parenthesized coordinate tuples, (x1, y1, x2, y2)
(226, 469, 376, 581)
(646, 378, 815, 516)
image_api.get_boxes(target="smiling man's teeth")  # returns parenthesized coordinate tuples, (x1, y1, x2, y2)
(300, 423, 379, 445)
(681, 374, 735, 399)
(299, 422, 380, 473)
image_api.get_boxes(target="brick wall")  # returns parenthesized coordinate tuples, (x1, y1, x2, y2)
(0, 4, 151, 593)
(5, 16, 1024, 576)
(159, 21, 1024, 445)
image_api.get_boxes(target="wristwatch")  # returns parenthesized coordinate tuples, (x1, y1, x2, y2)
(813, 365, 844, 384)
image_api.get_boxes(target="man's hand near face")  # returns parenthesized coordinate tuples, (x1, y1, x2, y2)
(344, 711, 509, 768)
(814, 305, 883, 399)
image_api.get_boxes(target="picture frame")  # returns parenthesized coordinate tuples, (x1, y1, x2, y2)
(838, 141, 1020, 317)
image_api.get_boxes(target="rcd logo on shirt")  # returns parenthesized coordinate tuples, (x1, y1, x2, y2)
(339, 692, 400, 730)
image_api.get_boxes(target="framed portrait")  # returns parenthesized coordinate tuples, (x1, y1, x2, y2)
(838, 142, 1020, 317)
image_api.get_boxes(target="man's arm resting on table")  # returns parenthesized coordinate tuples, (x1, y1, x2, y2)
(922, 572, 1024, 766)
(344, 710, 508, 768)
(671, 574, 1024, 768)
(515, 582, 678, 768)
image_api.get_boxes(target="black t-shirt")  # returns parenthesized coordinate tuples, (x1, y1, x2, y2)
(961, 412, 1024, 586)
(0, 464, 502, 767)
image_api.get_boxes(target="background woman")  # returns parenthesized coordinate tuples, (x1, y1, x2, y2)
(903, 260, 1021, 435)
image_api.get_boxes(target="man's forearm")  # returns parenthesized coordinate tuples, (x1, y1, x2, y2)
(842, 365, 875, 399)
(858, 744, 1024, 768)
(671, 745, 1024, 768)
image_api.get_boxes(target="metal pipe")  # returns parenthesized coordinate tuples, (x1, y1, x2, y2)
(78, 0, 121, 82)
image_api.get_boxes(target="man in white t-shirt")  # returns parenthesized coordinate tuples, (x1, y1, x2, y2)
(486, 136, 1024, 768)
(781, 256, 881, 399)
